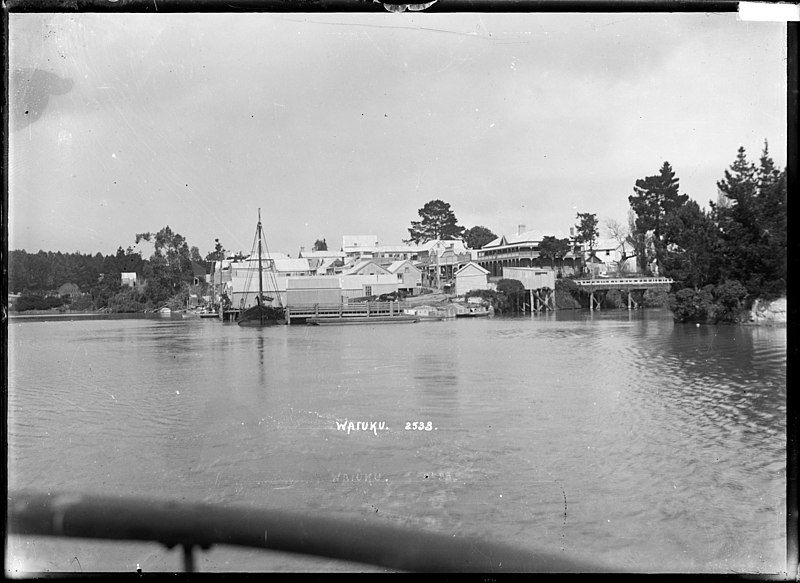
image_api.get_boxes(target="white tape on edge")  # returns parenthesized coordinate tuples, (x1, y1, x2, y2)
(738, 1, 800, 21)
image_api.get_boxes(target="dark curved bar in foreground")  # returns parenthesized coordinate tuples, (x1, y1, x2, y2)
(8, 490, 615, 572)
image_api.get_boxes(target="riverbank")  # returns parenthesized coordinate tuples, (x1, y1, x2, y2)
(402, 292, 455, 307)
(746, 297, 787, 325)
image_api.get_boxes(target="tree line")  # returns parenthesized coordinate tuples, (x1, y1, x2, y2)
(9, 226, 225, 312)
(626, 142, 785, 322)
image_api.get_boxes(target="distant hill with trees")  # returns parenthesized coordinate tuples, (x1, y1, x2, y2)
(9, 226, 220, 313)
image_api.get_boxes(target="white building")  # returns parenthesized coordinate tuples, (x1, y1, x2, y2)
(228, 255, 313, 308)
(121, 272, 140, 287)
(585, 238, 638, 276)
(419, 239, 469, 258)
(286, 277, 343, 306)
(342, 235, 380, 258)
(387, 260, 422, 294)
(477, 226, 581, 277)
(455, 262, 490, 296)
(343, 259, 391, 277)
(341, 235, 422, 264)
(502, 266, 556, 290)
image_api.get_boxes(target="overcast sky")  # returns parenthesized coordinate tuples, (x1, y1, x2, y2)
(9, 12, 787, 257)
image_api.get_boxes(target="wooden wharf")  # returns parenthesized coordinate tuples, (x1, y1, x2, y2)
(574, 277, 674, 310)
(285, 301, 407, 324)
(219, 308, 241, 322)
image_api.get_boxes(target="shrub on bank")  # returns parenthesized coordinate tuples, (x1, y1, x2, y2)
(13, 294, 65, 312)
(668, 280, 748, 323)
(496, 279, 525, 296)
(642, 289, 669, 308)
(554, 278, 582, 309)
(107, 288, 150, 313)
(712, 280, 749, 323)
(69, 295, 96, 311)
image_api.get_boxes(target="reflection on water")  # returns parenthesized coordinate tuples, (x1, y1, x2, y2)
(7, 310, 786, 573)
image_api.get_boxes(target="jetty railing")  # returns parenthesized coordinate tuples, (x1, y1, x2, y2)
(573, 277, 674, 290)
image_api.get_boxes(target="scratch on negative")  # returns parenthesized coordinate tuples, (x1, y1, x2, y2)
(560, 486, 567, 551)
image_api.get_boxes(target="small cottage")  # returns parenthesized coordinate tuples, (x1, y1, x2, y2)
(454, 262, 490, 296)
(387, 260, 422, 295)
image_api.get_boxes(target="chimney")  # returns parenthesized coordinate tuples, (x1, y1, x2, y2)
(517, 224, 526, 235)
(300, 246, 305, 252)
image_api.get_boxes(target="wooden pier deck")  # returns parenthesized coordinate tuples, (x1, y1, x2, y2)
(574, 277, 674, 310)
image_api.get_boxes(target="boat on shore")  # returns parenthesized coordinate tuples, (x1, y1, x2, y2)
(306, 315, 418, 325)
(454, 306, 490, 318)
(402, 304, 450, 321)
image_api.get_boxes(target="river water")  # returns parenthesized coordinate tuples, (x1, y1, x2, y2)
(6, 309, 786, 573)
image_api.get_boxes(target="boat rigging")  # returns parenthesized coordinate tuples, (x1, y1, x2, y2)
(237, 209, 286, 326)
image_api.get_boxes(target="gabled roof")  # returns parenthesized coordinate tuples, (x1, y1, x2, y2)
(239, 252, 291, 262)
(483, 230, 573, 249)
(455, 262, 490, 276)
(343, 259, 390, 276)
(299, 250, 346, 259)
(315, 258, 339, 273)
(420, 239, 468, 255)
(386, 260, 419, 273)
(592, 238, 624, 251)
(272, 258, 313, 272)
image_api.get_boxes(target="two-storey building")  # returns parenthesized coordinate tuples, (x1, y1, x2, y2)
(476, 226, 581, 278)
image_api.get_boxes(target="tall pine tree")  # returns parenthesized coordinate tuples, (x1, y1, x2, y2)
(406, 200, 464, 244)
(715, 144, 786, 298)
(628, 161, 689, 273)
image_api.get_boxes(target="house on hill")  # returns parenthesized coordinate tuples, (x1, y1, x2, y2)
(120, 272, 141, 288)
(584, 238, 638, 276)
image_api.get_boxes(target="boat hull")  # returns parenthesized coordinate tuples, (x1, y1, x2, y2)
(237, 319, 285, 327)
(237, 305, 286, 326)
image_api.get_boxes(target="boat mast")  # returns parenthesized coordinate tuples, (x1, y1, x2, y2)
(257, 209, 264, 323)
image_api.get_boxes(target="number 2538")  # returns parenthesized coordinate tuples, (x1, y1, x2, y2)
(405, 421, 433, 431)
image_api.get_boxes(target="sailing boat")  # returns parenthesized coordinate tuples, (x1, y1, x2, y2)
(237, 209, 286, 327)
